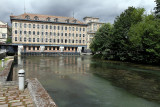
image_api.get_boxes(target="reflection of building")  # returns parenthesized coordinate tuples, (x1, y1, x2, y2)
(83, 17, 105, 49)
(0, 21, 11, 43)
(10, 13, 87, 55)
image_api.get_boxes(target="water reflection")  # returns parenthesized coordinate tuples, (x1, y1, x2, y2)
(13, 56, 160, 107)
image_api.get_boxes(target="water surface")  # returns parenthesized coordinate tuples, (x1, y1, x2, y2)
(13, 56, 160, 107)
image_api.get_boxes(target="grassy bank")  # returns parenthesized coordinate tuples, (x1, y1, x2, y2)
(0, 57, 9, 72)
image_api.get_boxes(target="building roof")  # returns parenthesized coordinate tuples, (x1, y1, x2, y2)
(10, 13, 86, 25)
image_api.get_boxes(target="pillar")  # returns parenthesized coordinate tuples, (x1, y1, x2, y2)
(78, 47, 82, 53)
(60, 46, 64, 52)
(18, 45, 23, 56)
(40, 46, 45, 52)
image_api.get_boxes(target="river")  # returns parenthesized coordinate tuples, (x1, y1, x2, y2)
(13, 56, 160, 107)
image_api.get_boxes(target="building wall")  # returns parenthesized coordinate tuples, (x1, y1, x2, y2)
(0, 21, 11, 43)
(12, 20, 87, 46)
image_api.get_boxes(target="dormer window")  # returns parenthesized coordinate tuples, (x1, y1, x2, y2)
(73, 19, 77, 23)
(25, 15, 30, 20)
(34, 16, 39, 20)
(65, 19, 69, 23)
(54, 18, 58, 22)
(46, 17, 51, 21)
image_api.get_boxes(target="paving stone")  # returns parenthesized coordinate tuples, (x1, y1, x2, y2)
(11, 102, 23, 106)
(0, 104, 8, 107)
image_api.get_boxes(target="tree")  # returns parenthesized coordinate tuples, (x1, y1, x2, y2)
(128, 14, 160, 64)
(111, 7, 145, 61)
(155, 0, 160, 18)
(90, 23, 113, 55)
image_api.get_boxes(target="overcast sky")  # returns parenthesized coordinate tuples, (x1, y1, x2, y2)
(0, 0, 156, 25)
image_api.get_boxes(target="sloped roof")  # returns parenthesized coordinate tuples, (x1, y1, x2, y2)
(10, 13, 85, 25)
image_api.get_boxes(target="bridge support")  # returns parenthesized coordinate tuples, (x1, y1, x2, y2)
(18, 45, 23, 56)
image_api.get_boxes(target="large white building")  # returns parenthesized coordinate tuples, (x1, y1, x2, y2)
(0, 21, 11, 43)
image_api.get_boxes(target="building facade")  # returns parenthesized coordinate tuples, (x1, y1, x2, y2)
(83, 17, 104, 49)
(0, 21, 11, 44)
(10, 13, 87, 55)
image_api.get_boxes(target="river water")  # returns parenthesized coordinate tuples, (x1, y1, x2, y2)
(13, 56, 160, 107)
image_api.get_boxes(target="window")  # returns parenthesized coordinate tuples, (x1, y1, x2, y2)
(61, 33, 63, 36)
(69, 27, 71, 31)
(15, 30, 17, 34)
(33, 38, 35, 42)
(24, 24, 26, 28)
(83, 28, 85, 31)
(58, 26, 60, 30)
(46, 25, 48, 29)
(29, 38, 31, 42)
(41, 38, 43, 42)
(61, 26, 63, 30)
(68, 47, 70, 51)
(24, 31, 27, 35)
(2, 34, 6, 38)
(37, 47, 39, 50)
(33, 47, 35, 50)
(57, 33, 60, 36)
(46, 32, 48, 35)
(69, 39, 71, 43)
(53, 47, 55, 50)
(57, 47, 59, 50)
(34, 16, 39, 20)
(29, 31, 31, 35)
(83, 34, 85, 37)
(83, 40, 85, 43)
(65, 39, 67, 43)
(37, 32, 39, 35)
(57, 39, 59, 43)
(15, 37, 17, 41)
(49, 47, 51, 50)
(29, 47, 31, 50)
(53, 39, 56, 43)
(54, 26, 56, 30)
(61, 39, 63, 43)
(45, 47, 47, 50)
(50, 32, 52, 36)
(72, 33, 74, 37)
(76, 34, 78, 37)
(45, 38, 48, 42)
(76, 27, 78, 31)
(42, 32, 44, 36)
(33, 24, 35, 28)
(20, 31, 22, 35)
(20, 23, 22, 28)
(25, 15, 30, 20)
(24, 37, 26, 42)
(69, 33, 71, 37)
(50, 39, 52, 42)
(72, 40, 74, 43)
(65, 33, 67, 36)
(42, 25, 44, 29)
(37, 24, 39, 29)
(73, 20, 77, 23)
(37, 38, 39, 42)
(33, 31, 35, 35)
(76, 40, 78, 43)
(54, 32, 56, 36)
(29, 24, 31, 28)
(15, 23, 17, 28)
(72, 47, 74, 50)
(80, 28, 81, 31)
(65, 27, 67, 30)
(79, 40, 81, 43)
(47, 17, 51, 21)
(79, 34, 81, 37)
(72, 27, 74, 31)
(50, 25, 52, 29)
(54, 18, 58, 22)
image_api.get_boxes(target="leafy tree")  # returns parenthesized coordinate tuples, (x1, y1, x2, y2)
(90, 23, 113, 55)
(111, 7, 145, 61)
(128, 14, 160, 64)
(155, 0, 160, 18)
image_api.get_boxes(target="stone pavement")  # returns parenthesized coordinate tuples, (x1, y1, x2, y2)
(0, 85, 35, 107)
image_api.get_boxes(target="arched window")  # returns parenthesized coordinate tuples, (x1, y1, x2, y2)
(34, 16, 39, 20)
(25, 15, 30, 20)
(46, 17, 51, 21)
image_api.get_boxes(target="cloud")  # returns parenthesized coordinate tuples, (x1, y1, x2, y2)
(0, 0, 156, 25)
